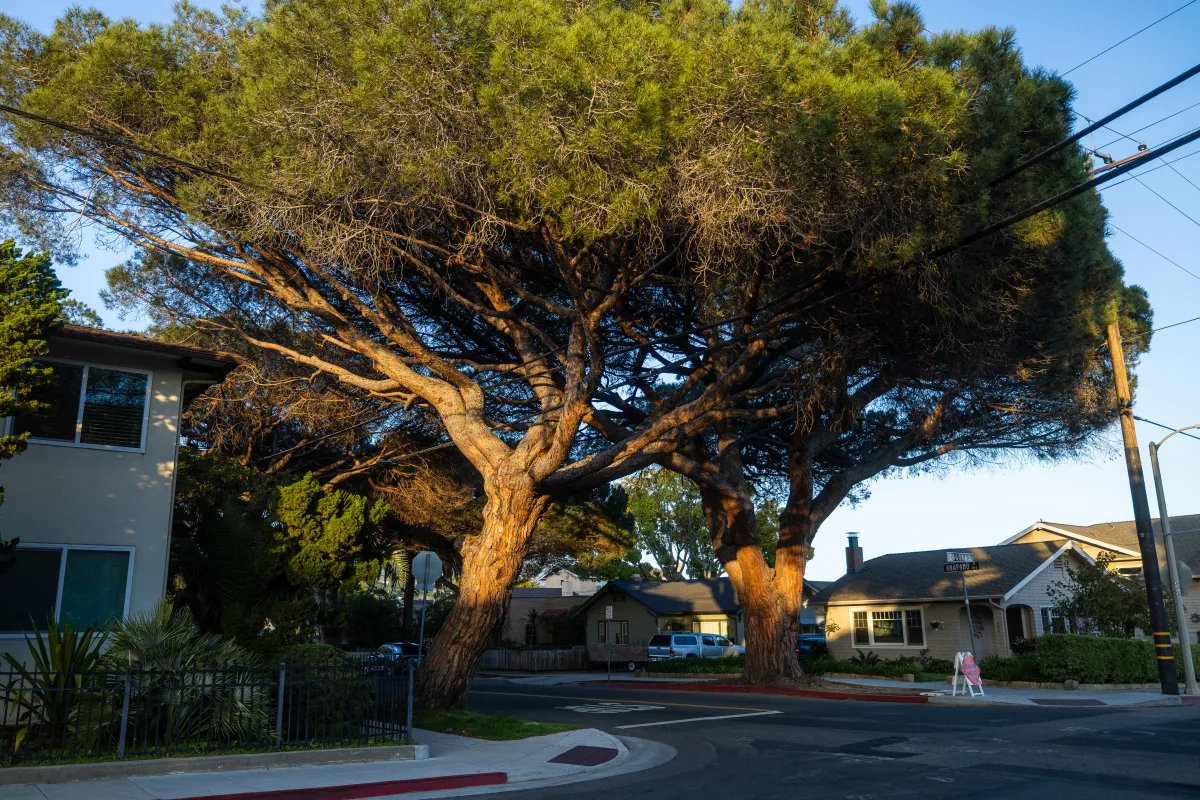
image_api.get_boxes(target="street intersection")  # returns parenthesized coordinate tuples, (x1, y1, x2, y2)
(470, 678, 1200, 799)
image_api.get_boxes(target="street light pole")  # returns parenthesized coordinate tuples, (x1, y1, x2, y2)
(1148, 426, 1200, 696)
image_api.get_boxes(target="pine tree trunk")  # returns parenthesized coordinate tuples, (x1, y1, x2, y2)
(702, 486, 801, 684)
(414, 476, 548, 709)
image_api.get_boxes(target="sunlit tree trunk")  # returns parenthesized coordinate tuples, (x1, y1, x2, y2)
(414, 473, 549, 709)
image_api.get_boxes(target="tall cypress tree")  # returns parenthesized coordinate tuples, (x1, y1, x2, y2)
(0, 240, 66, 574)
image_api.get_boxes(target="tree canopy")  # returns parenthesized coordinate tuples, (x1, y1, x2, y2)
(0, 0, 1147, 702)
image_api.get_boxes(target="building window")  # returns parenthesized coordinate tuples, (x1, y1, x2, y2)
(525, 624, 537, 646)
(850, 608, 924, 646)
(615, 621, 629, 645)
(872, 610, 904, 644)
(0, 546, 132, 634)
(598, 620, 608, 643)
(852, 610, 869, 645)
(904, 609, 924, 645)
(1041, 607, 1070, 634)
(14, 361, 151, 452)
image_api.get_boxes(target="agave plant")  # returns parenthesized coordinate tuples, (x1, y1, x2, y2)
(103, 602, 270, 748)
(1, 616, 110, 752)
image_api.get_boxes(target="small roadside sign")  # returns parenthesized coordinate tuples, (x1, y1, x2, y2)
(943, 562, 980, 573)
(605, 605, 613, 619)
(946, 551, 975, 563)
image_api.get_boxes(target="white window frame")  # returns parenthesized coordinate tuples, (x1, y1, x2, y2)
(0, 542, 136, 637)
(18, 357, 153, 454)
(849, 606, 925, 647)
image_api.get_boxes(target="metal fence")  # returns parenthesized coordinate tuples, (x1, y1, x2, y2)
(0, 660, 413, 765)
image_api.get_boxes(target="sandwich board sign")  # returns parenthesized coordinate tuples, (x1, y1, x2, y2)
(952, 652, 985, 698)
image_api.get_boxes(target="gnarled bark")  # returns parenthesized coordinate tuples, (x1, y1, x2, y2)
(414, 473, 549, 709)
(700, 482, 801, 684)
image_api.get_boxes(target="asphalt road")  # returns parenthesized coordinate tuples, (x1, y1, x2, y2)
(468, 678, 1200, 799)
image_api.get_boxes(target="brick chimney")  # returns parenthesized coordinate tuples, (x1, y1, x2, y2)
(845, 532, 864, 574)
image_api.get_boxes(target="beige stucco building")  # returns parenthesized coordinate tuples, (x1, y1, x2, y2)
(0, 325, 234, 658)
(815, 536, 1097, 662)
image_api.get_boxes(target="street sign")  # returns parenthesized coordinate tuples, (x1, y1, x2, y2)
(1162, 561, 1191, 596)
(412, 551, 442, 591)
(412, 550, 444, 664)
(946, 551, 975, 563)
(605, 605, 613, 619)
(944, 562, 979, 573)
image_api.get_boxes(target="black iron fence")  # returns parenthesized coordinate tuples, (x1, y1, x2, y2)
(0, 660, 413, 765)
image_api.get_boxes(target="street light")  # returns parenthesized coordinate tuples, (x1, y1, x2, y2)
(1148, 425, 1200, 696)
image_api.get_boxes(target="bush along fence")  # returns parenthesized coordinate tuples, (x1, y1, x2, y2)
(979, 634, 1200, 684)
(0, 660, 413, 766)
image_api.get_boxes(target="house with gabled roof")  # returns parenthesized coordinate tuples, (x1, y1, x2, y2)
(1005, 516, 1200, 639)
(813, 536, 1097, 661)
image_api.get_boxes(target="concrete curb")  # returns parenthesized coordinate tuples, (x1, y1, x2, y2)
(172, 772, 508, 800)
(392, 734, 675, 800)
(0, 744, 429, 787)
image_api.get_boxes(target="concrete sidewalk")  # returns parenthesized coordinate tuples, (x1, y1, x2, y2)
(825, 676, 1200, 706)
(6, 728, 675, 800)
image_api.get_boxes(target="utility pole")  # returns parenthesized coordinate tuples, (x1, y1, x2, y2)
(1149, 433, 1200, 695)
(1106, 319, 1178, 695)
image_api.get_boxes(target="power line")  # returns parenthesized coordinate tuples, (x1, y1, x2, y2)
(991, 61, 1200, 187)
(1133, 175, 1200, 228)
(1095, 100, 1200, 151)
(1062, 0, 1200, 76)
(1152, 314, 1200, 334)
(1109, 223, 1200, 282)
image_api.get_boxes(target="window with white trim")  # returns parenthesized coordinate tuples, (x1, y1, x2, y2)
(14, 360, 151, 451)
(0, 545, 132, 633)
(850, 607, 925, 646)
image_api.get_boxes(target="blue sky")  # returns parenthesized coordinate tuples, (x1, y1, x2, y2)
(5, 0, 1200, 580)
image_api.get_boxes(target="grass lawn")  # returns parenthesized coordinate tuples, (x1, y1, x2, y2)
(413, 710, 576, 741)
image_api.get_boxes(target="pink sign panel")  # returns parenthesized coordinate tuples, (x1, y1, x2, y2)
(961, 653, 982, 685)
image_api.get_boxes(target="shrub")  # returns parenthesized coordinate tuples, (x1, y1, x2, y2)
(271, 643, 352, 667)
(1034, 633, 1200, 683)
(104, 602, 270, 747)
(1, 617, 110, 753)
(1009, 636, 1038, 655)
(979, 654, 1045, 682)
(646, 656, 744, 674)
(850, 650, 881, 666)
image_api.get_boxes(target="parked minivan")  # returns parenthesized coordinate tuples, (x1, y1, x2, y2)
(648, 632, 741, 660)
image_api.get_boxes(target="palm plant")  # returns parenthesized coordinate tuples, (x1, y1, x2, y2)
(1, 616, 109, 752)
(104, 602, 270, 748)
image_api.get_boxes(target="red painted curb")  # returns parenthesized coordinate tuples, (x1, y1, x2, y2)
(574, 680, 930, 704)
(175, 772, 508, 800)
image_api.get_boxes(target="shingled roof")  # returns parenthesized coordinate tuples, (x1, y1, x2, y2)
(605, 577, 741, 615)
(1032, 516, 1200, 555)
(811, 540, 1083, 605)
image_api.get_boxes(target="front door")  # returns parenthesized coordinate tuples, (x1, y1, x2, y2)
(1005, 606, 1026, 649)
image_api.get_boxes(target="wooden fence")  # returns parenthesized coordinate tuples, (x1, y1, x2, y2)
(477, 647, 588, 672)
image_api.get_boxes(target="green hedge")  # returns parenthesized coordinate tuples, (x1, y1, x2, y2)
(646, 656, 744, 674)
(804, 655, 950, 682)
(976, 635, 1200, 683)
(1035, 634, 1200, 683)
(978, 653, 1044, 682)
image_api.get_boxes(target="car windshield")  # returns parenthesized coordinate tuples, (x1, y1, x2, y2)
(649, 634, 671, 646)
(715, 637, 730, 646)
